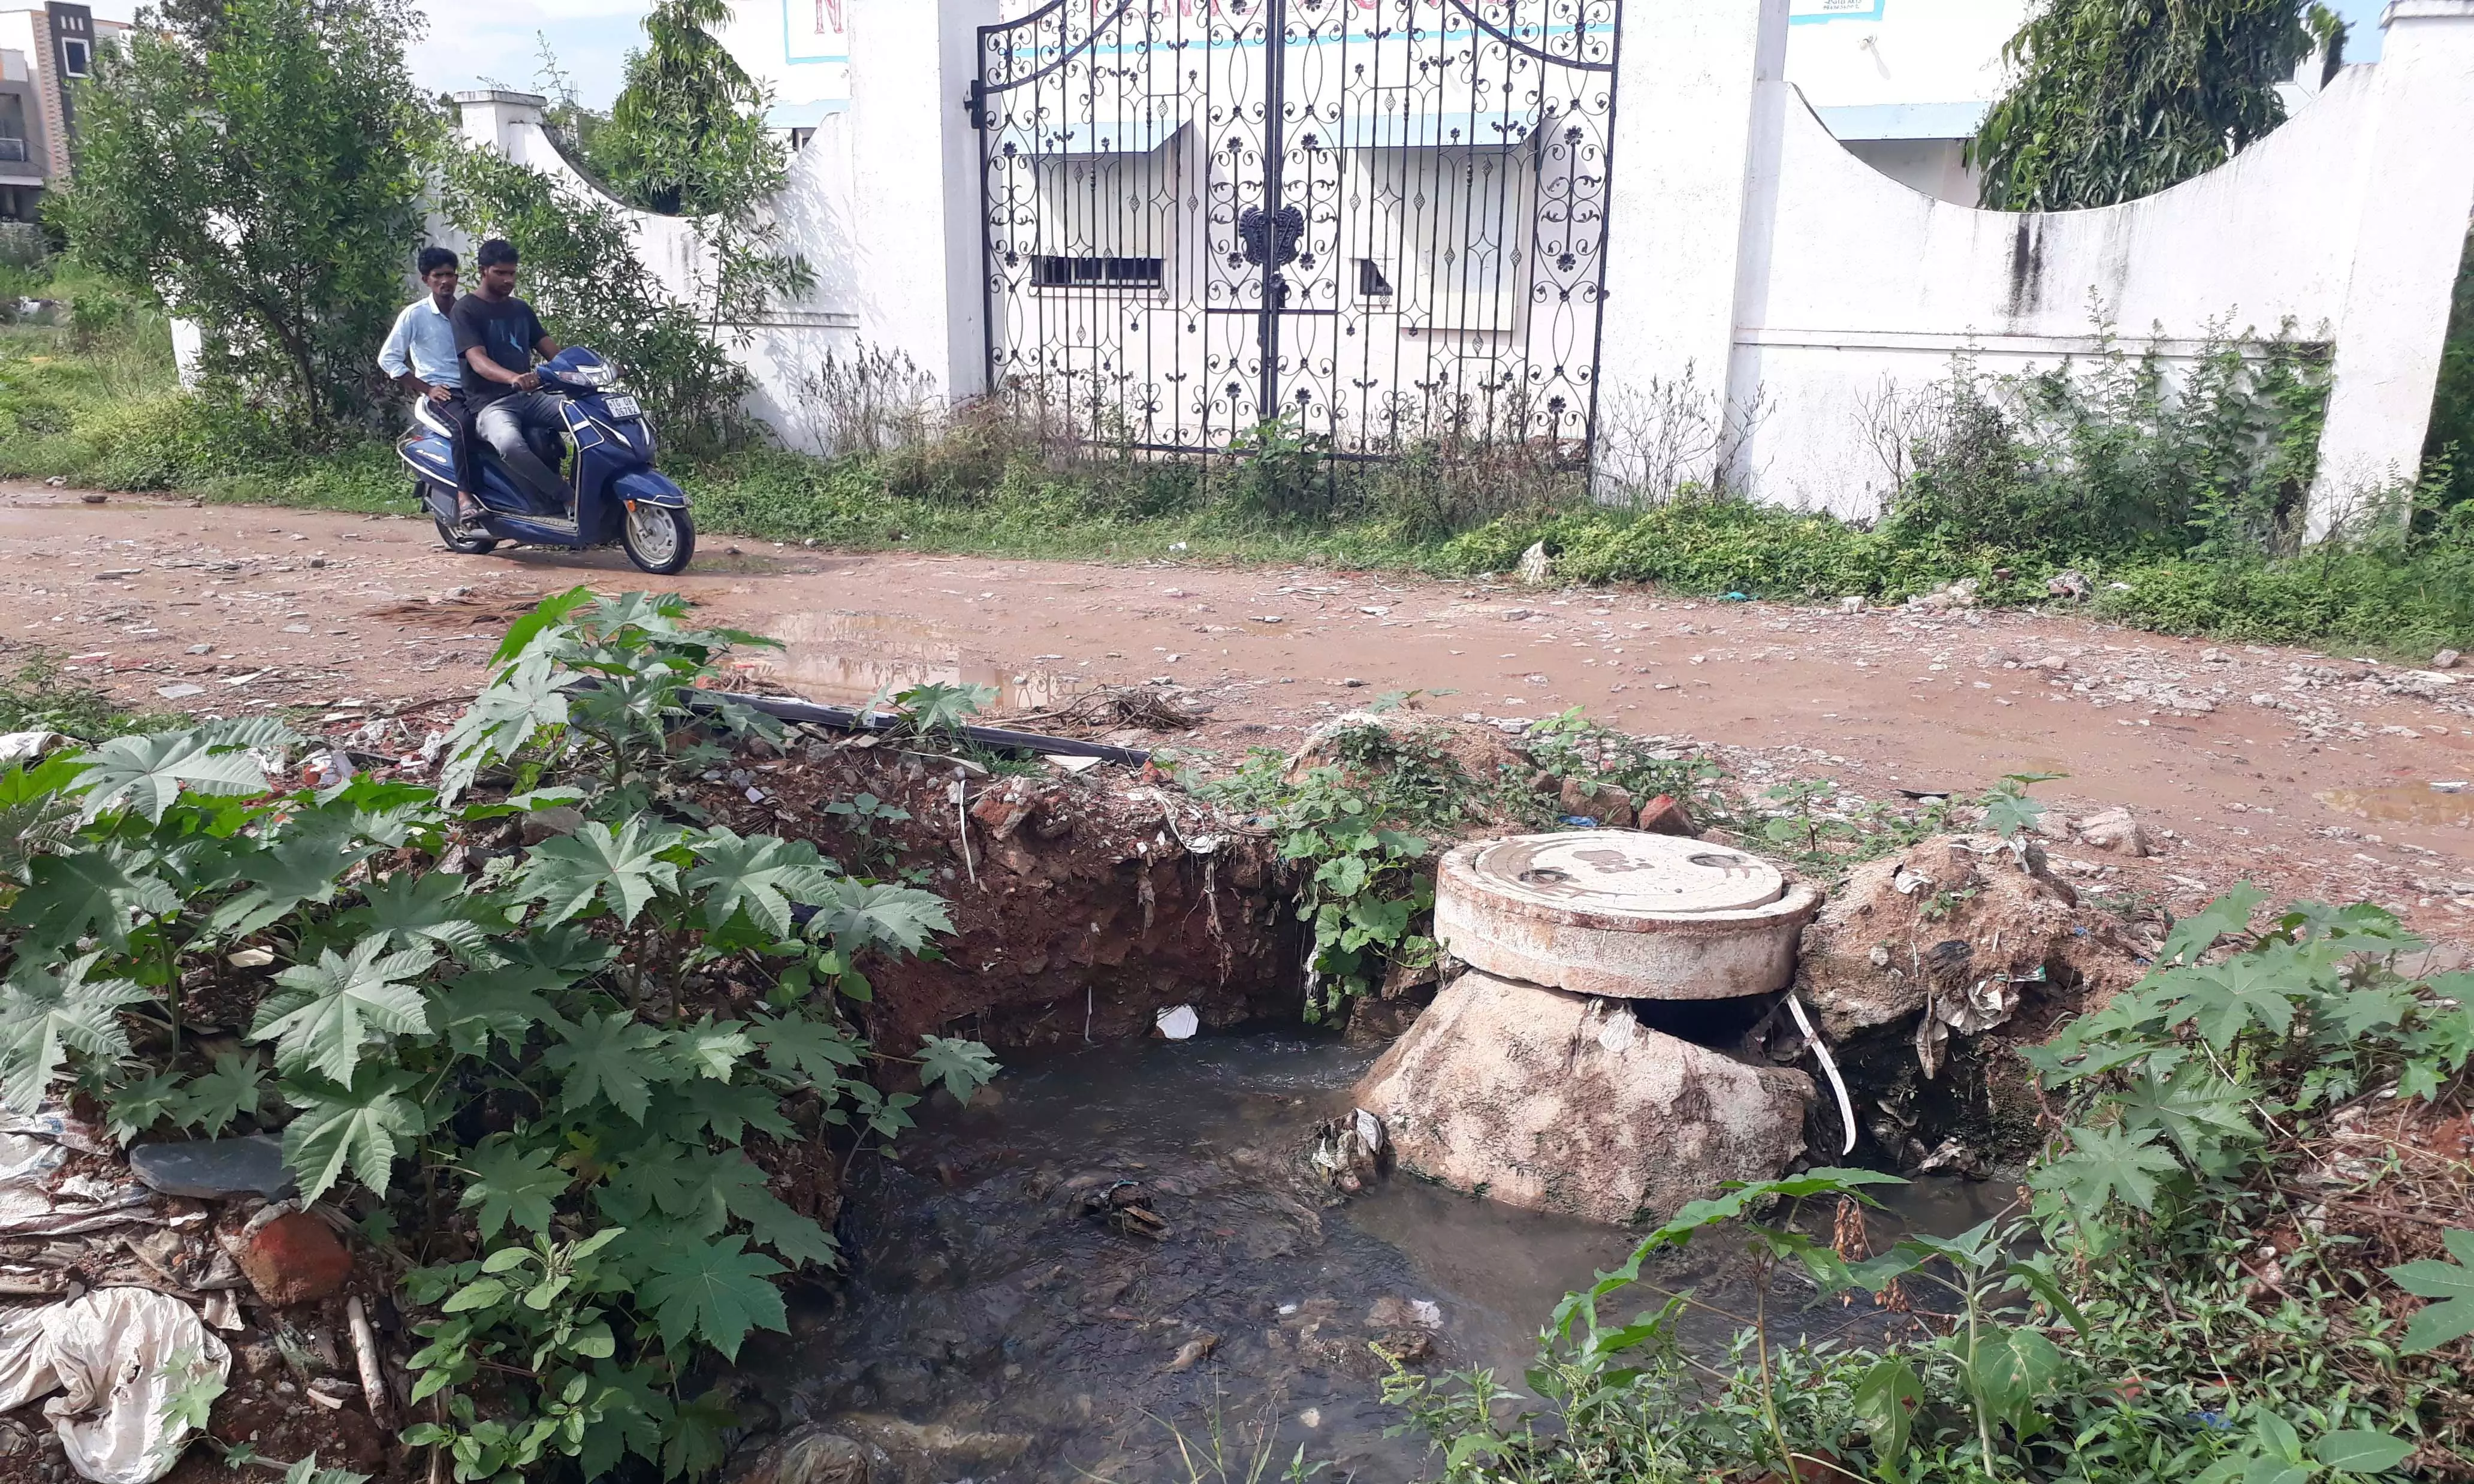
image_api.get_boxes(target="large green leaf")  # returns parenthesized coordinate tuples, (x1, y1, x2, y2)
(636, 1233, 786, 1361)
(2386, 1228, 2474, 1354)
(2159, 883, 2267, 965)
(249, 937, 438, 1083)
(543, 1011, 677, 1121)
(457, 1136, 571, 1238)
(1851, 1356, 1924, 1466)
(916, 1035, 999, 1102)
(1966, 1323, 2064, 1435)
(2111, 1062, 2256, 1166)
(345, 870, 497, 963)
(2031, 1122, 2183, 1215)
(684, 828, 838, 936)
(440, 651, 583, 802)
(668, 1015, 752, 1082)
(281, 1068, 421, 1202)
(207, 831, 384, 940)
(749, 1014, 862, 1084)
(2312, 1431, 2415, 1474)
(11, 846, 182, 952)
(517, 819, 683, 927)
(176, 1052, 268, 1136)
(803, 878, 951, 957)
(432, 970, 557, 1057)
(71, 728, 277, 822)
(0, 953, 150, 1111)
(2164, 953, 2305, 1050)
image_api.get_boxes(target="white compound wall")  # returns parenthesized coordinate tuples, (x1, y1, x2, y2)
(448, 0, 2474, 535)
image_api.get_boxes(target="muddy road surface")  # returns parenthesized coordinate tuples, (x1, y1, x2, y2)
(7, 484, 2471, 949)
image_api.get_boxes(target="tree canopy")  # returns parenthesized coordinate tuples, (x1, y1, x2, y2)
(47, 0, 435, 426)
(591, 0, 779, 217)
(1968, 0, 2346, 212)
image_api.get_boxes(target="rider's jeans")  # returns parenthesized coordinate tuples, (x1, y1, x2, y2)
(474, 390, 567, 506)
(415, 391, 481, 497)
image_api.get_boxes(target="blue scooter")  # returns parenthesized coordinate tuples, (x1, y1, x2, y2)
(396, 346, 697, 575)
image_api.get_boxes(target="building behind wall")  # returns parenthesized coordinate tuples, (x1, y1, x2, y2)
(0, 3, 131, 222)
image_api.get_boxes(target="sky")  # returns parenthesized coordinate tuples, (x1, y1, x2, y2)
(73, 0, 2391, 108)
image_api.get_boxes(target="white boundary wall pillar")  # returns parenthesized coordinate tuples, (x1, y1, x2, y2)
(1595, 0, 1786, 477)
(847, 0, 999, 405)
(2309, 0, 2474, 533)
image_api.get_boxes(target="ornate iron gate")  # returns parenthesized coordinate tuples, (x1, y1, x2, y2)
(972, 0, 1624, 465)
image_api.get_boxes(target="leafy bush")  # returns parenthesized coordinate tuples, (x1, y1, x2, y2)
(0, 590, 995, 1480)
(1391, 888, 2474, 1480)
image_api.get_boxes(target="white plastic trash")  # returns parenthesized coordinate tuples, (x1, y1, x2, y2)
(0, 1287, 231, 1484)
(1155, 1005, 1199, 1040)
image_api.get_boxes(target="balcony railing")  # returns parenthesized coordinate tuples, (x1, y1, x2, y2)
(0, 138, 28, 164)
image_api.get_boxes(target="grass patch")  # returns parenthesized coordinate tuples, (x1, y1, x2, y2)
(3, 297, 2468, 657)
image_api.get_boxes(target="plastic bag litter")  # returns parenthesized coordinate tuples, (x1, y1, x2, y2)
(0, 1287, 230, 1484)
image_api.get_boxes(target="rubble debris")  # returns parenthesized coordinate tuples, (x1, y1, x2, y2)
(1357, 970, 1814, 1224)
(2074, 806, 2149, 857)
(0, 1287, 231, 1484)
(127, 1136, 292, 1201)
(1794, 834, 2144, 1046)
(225, 1210, 352, 1308)
(2045, 569, 2092, 600)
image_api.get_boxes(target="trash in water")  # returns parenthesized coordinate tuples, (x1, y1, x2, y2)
(1154, 1005, 1199, 1040)
(1308, 1108, 1387, 1193)
(2435, 781, 2469, 794)
(1081, 1180, 1171, 1241)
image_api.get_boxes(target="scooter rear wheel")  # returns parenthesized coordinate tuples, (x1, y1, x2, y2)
(427, 485, 500, 554)
(620, 502, 695, 575)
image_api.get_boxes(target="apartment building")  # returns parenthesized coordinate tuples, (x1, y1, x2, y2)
(0, 4, 131, 221)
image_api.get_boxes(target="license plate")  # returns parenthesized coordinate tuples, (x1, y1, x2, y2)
(604, 395, 642, 420)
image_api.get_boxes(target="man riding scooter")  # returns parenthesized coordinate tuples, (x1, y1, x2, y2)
(377, 247, 481, 521)
(452, 239, 568, 511)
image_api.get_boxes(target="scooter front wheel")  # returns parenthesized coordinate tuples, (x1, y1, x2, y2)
(620, 502, 695, 575)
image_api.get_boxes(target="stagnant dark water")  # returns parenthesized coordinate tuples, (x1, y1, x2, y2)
(747, 1037, 2007, 1483)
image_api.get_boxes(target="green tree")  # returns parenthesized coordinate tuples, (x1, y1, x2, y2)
(2427, 222, 2474, 511)
(1968, 0, 2346, 212)
(591, 0, 779, 218)
(47, 0, 434, 427)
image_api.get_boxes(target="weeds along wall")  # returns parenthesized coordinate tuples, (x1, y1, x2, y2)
(426, 0, 2474, 530)
(1606, 0, 2474, 529)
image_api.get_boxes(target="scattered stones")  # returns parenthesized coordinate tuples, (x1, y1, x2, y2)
(1515, 542, 1554, 586)
(2436, 649, 2463, 670)
(1633, 793, 1696, 835)
(2076, 806, 2149, 857)
(2046, 569, 2092, 600)
(128, 1135, 291, 1201)
(227, 1210, 352, 1307)
(518, 806, 587, 844)
(1357, 969, 1813, 1224)
(1556, 776, 1634, 828)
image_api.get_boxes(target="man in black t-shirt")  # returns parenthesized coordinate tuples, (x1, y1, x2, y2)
(451, 238, 567, 508)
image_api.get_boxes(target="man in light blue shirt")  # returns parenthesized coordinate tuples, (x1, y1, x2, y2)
(378, 246, 481, 520)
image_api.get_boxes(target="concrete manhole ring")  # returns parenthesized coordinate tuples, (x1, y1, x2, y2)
(1476, 834, 1787, 916)
(1435, 831, 1820, 1001)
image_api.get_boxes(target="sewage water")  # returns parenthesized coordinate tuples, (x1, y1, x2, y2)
(757, 1037, 2002, 1483)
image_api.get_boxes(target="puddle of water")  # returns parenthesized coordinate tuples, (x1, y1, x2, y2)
(741, 611, 1083, 711)
(2315, 785, 2474, 828)
(756, 1037, 2002, 1483)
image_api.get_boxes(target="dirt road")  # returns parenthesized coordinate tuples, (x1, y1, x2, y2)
(8, 483, 2472, 948)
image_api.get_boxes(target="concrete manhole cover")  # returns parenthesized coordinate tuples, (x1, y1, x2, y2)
(1472, 834, 1785, 916)
(1435, 831, 1821, 1000)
